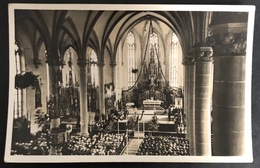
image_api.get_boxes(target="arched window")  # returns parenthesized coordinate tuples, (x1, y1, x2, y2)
(170, 33, 179, 87)
(14, 42, 23, 118)
(63, 48, 78, 87)
(127, 32, 136, 87)
(90, 49, 99, 87)
(149, 32, 159, 64)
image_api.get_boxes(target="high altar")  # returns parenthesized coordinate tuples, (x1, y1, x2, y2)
(122, 45, 181, 111)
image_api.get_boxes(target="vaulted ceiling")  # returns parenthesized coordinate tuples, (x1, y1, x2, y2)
(15, 10, 211, 64)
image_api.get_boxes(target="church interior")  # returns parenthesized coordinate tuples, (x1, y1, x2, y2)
(10, 9, 250, 157)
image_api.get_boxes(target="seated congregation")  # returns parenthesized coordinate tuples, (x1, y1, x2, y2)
(137, 135, 189, 156)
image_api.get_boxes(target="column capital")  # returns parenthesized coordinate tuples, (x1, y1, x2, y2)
(97, 61, 105, 67)
(193, 46, 213, 62)
(110, 61, 117, 67)
(33, 58, 42, 69)
(46, 58, 64, 67)
(182, 55, 195, 66)
(206, 32, 247, 56)
(77, 59, 88, 67)
(207, 23, 247, 56)
(209, 23, 247, 35)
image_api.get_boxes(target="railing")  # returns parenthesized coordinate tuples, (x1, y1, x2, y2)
(144, 131, 186, 138)
(118, 134, 128, 155)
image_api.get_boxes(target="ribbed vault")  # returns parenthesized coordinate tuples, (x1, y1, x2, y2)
(15, 10, 210, 64)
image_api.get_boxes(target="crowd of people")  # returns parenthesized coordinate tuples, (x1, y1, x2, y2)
(11, 131, 127, 155)
(136, 135, 189, 156)
(61, 133, 126, 155)
(168, 106, 184, 122)
(11, 132, 49, 155)
(176, 123, 186, 134)
(11, 104, 188, 156)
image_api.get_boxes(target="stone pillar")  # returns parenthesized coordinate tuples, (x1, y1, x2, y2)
(188, 62, 196, 156)
(208, 22, 248, 155)
(189, 63, 196, 155)
(194, 46, 213, 156)
(183, 56, 196, 156)
(47, 65, 62, 129)
(110, 62, 117, 84)
(110, 62, 118, 107)
(46, 63, 52, 99)
(97, 62, 105, 120)
(77, 59, 89, 136)
(183, 64, 189, 140)
(47, 65, 61, 129)
(46, 59, 62, 155)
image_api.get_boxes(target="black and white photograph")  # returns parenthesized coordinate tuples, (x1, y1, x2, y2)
(4, 4, 255, 163)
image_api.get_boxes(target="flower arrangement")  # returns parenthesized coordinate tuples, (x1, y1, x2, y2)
(34, 108, 50, 133)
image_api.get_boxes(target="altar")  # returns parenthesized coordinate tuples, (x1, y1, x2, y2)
(121, 30, 182, 113)
(143, 99, 163, 110)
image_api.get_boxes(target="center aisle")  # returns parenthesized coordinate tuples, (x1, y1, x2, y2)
(122, 138, 143, 155)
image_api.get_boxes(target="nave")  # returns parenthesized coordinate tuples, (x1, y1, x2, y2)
(9, 7, 251, 157)
(11, 111, 188, 156)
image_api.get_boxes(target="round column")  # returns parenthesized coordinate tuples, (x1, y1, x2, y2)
(189, 61, 196, 156)
(194, 47, 213, 156)
(47, 64, 61, 129)
(183, 56, 196, 156)
(208, 22, 248, 155)
(97, 62, 105, 120)
(111, 62, 117, 107)
(46, 59, 63, 155)
(110, 62, 117, 84)
(77, 59, 89, 136)
(182, 62, 189, 140)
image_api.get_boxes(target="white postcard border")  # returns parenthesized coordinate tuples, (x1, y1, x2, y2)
(5, 3, 255, 163)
